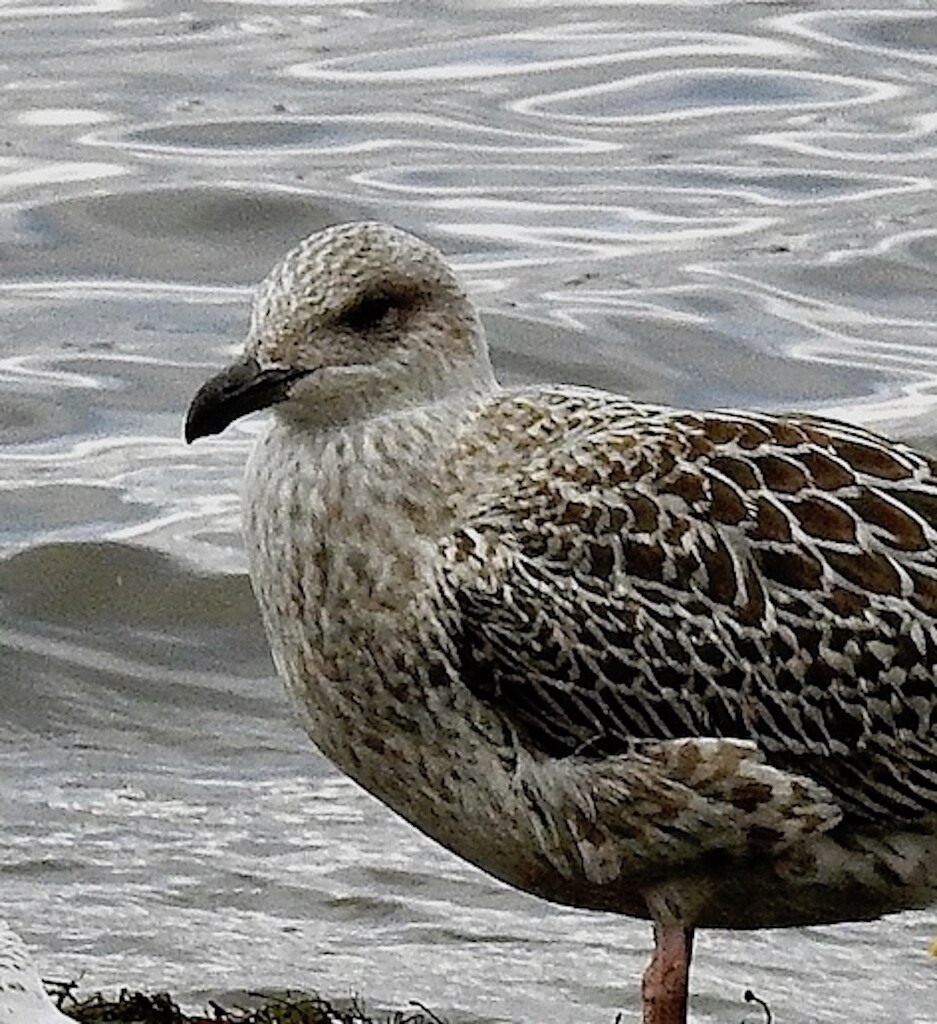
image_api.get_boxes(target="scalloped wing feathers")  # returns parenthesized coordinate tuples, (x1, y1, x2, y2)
(444, 387, 937, 823)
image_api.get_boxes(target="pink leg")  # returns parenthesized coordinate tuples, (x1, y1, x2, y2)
(641, 922, 694, 1024)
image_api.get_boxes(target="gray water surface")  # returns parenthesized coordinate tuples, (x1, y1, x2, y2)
(1, 3, 936, 1022)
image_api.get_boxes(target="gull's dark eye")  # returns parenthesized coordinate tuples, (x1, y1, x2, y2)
(338, 281, 423, 334)
(340, 293, 398, 333)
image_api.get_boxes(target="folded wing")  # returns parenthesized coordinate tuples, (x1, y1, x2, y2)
(443, 388, 937, 823)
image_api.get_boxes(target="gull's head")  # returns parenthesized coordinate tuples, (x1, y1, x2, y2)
(184, 221, 493, 442)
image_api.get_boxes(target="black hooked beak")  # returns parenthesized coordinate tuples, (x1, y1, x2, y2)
(184, 357, 308, 443)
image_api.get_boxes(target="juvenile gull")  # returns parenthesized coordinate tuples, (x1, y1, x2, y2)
(186, 222, 937, 1024)
(0, 921, 72, 1024)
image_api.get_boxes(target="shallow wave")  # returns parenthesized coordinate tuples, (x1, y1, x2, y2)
(2, 2, 937, 1023)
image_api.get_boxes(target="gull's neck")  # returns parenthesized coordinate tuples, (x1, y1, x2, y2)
(242, 387, 489, 783)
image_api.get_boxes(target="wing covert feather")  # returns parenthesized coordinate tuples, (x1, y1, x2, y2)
(441, 389, 937, 821)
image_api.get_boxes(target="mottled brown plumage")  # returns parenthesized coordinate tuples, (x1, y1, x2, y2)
(448, 394, 937, 825)
(186, 222, 937, 1024)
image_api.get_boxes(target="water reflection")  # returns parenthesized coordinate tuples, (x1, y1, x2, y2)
(2, 2, 937, 1023)
(516, 67, 899, 122)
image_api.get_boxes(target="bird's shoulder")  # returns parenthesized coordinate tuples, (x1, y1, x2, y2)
(446, 383, 937, 601)
(452, 383, 937, 542)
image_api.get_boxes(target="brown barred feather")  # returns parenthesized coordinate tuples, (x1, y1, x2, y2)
(449, 393, 937, 823)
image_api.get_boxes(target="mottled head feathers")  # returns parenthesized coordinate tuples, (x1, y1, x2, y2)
(246, 221, 494, 420)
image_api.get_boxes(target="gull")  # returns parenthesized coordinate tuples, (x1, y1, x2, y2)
(185, 221, 937, 1024)
(0, 921, 72, 1024)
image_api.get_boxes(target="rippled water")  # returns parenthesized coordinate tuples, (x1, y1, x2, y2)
(2, 3, 937, 1022)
